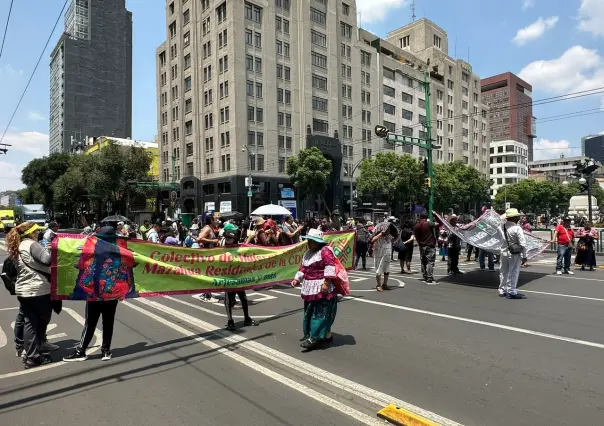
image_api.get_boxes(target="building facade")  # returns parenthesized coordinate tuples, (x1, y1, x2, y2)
(528, 155, 591, 182)
(156, 2, 488, 215)
(49, 0, 133, 154)
(489, 140, 528, 198)
(481, 72, 536, 161)
(582, 134, 604, 165)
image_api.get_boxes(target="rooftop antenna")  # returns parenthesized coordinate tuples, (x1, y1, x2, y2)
(411, 0, 416, 21)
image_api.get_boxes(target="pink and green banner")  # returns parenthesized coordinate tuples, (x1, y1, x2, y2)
(51, 231, 355, 301)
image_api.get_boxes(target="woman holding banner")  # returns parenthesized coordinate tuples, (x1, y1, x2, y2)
(291, 229, 349, 351)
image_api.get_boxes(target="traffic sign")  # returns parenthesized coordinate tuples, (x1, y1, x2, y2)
(247, 190, 253, 197)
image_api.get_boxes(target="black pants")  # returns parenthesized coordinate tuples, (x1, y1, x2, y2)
(17, 295, 53, 365)
(448, 247, 461, 273)
(466, 245, 478, 260)
(355, 242, 368, 269)
(78, 300, 118, 352)
(225, 291, 250, 322)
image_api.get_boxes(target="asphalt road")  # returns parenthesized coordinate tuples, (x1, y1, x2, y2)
(0, 243, 603, 426)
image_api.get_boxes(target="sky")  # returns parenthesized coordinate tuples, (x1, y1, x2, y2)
(0, 0, 603, 192)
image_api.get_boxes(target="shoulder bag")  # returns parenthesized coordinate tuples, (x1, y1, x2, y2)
(503, 225, 523, 254)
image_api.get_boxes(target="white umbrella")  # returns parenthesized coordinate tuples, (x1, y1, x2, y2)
(252, 204, 292, 216)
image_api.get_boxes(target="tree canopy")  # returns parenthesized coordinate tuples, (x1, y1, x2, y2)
(286, 147, 333, 200)
(432, 161, 492, 212)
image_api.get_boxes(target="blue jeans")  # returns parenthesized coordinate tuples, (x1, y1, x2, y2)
(479, 249, 494, 270)
(556, 245, 572, 271)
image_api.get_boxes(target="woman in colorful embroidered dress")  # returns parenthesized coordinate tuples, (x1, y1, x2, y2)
(575, 223, 598, 271)
(291, 228, 338, 351)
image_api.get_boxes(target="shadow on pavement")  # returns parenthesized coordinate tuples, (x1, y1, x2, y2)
(257, 295, 357, 325)
(436, 270, 549, 289)
(0, 332, 275, 414)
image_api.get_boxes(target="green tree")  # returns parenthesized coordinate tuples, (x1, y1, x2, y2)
(286, 147, 333, 213)
(21, 152, 73, 213)
(356, 152, 424, 210)
(16, 187, 43, 204)
(433, 161, 491, 213)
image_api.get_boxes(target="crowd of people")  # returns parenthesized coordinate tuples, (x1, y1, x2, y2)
(3, 206, 599, 369)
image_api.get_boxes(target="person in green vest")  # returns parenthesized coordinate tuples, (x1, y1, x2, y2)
(139, 220, 150, 240)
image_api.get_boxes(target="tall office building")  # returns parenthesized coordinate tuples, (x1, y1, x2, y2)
(481, 72, 536, 161)
(156, 1, 488, 214)
(49, 0, 132, 154)
(582, 134, 604, 165)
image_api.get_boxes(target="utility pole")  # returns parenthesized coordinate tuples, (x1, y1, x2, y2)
(349, 158, 368, 218)
(374, 70, 437, 221)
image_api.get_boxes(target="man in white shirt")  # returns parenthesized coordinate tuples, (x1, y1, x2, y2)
(499, 208, 527, 299)
(146, 223, 160, 243)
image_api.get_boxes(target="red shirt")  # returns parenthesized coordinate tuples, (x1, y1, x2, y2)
(555, 225, 574, 245)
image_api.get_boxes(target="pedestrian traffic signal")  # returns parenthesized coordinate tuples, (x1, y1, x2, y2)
(424, 177, 431, 189)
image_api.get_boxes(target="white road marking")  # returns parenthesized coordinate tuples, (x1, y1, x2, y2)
(0, 307, 19, 311)
(125, 300, 387, 426)
(342, 297, 604, 349)
(552, 275, 603, 282)
(131, 297, 463, 426)
(46, 332, 68, 340)
(521, 290, 604, 302)
(168, 296, 275, 319)
(0, 307, 101, 380)
(0, 325, 6, 348)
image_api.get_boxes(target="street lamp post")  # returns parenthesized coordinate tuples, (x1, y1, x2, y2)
(374, 71, 437, 221)
(242, 145, 254, 217)
(574, 158, 599, 224)
(349, 158, 368, 218)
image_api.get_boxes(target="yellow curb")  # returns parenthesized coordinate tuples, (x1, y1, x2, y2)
(377, 404, 441, 426)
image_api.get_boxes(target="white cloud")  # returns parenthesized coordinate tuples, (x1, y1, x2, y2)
(357, 0, 408, 25)
(27, 111, 46, 122)
(578, 0, 604, 37)
(522, 0, 535, 11)
(0, 161, 25, 192)
(513, 16, 559, 45)
(533, 139, 580, 161)
(0, 64, 23, 77)
(1, 131, 49, 157)
(518, 46, 604, 96)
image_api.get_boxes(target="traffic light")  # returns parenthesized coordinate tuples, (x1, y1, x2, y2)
(424, 177, 431, 189)
(374, 125, 389, 138)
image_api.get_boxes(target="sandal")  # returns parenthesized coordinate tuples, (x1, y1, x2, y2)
(376, 285, 384, 292)
(382, 284, 391, 291)
(226, 320, 236, 331)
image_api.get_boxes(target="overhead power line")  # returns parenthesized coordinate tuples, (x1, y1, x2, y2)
(0, 0, 69, 146)
(0, 0, 14, 61)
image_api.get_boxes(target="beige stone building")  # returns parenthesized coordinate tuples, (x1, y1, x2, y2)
(155, 1, 488, 214)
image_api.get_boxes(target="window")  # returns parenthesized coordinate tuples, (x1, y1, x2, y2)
(204, 113, 213, 129)
(447, 79, 454, 90)
(362, 109, 371, 123)
(312, 74, 327, 90)
(361, 71, 370, 85)
(169, 21, 176, 39)
(276, 40, 282, 54)
(216, 2, 227, 23)
(159, 51, 166, 67)
(219, 55, 228, 73)
(279, 158, 286, 173)
(255, 57, 262, 72)
(384, 121, 396, 133)
(311, 30, 327, 47)
(246, 55, 253, 70)
(203, 65, 212, 82)
(183, 31, 190, 47)
(256, 132, 264, 146)
(185, 98, 192, 113)
(245, 29, 253, 45)
(185, 120, 193, 135)
(285, 89, 291, 104)
(247, 80, 254, 96)
(276, 16, 281, 31)
(221, 154, 231, 172)
(462, 100, 468, 110)
(186, 142, 194, 156)
(276, 0, 291, 11)
(283, 18, 289, 33)
(401, 35, 410, 48)
(462, 86, 468, 96)
(219, 81, 229, 98)
(220, 131, 230, 147)
(383, 67, 395, 80)
(361, 90, 370, 104)
(462, 72, 470, 83)
(313, 119, 329, 133)
(285, 113, 292, 128)
(402, 109, 413, 120)
(383, 103, 395, 115)
(184, 76, 191, 91)
(340, 22, 352, 39)
(343, 3, 350, 15)
(184, 53, 191, 69)
(433, 34, 441, 48)
(257, 154, 265, 171)
(220, 106, 229, 123)
(361, 51, 371, 66)
(245, 2, 262, 23)
(384, 85, 396, 98)
(418, 98, 426, 109)
(402, 93, 412, 104)
(256, 82, 263, 98)
(254, 31, 262, 47)
(311, 51, 327, 68)
(218, 29, 228, 48)
(310, 7, 326, 25)
(312, 96, 328, 111)
(437, 90, 443, 101)
(256, 108, 263, 122)
(183, 9, 190, 25)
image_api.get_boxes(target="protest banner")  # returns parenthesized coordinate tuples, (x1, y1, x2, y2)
(435, 210, 549, 259)
(51, 231, 355, 301)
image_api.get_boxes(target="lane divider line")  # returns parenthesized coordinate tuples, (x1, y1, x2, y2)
(124, 300, 386, 426)
(131, 297, 463, 426)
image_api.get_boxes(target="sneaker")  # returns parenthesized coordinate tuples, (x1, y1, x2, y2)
(63, 350, 88, 362)
(24, 355, 52, 370)
(556, 270, 563, 275)
(505, 293, 526, 300)
(499, 293, 507, 297)
(101, 351, 112, 361)
(425, 280, 438, 285)
(566, 270, 575, 275)
(41, 341, 60, 352)
(16, 348, 23, 358)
